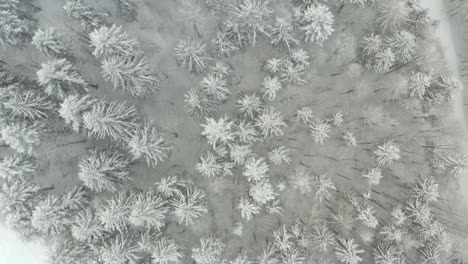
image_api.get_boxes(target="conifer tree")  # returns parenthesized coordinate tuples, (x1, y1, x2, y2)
(387, 30, 416, 64)
(78, 149, 131, 192)
(296, 3, 334, 45)
(200, 73, 231, 101)
(99, 234, 143, 264)
(334, 236, 364, 264)
(97, 193, 130, 232)
(36, 59, 88, 99)
(59, 95, 96, 132)
(31, 195, 71, 236)
(63, 0, 108, 31)
(89, 24, 141, 59)
(101, 55, 160, 97)
(270, 17, 299, 50)
(3, 91, 54, 120)
(126, 123, 171, 167)
(82, 100, 139, 141)
(184, 88, 219, 118)
(255, 107, 287, 138)
(249, 179, 276, 205)
(1, 121, 43, 154)
(32, 28, 69, 57)
(71, 208, 104, 242)
(236, 93, 263, 119)
(0, 9, 35, 48)
(113, 0, 138, 22)
(48, 236, 95, 264)
(170, 187, 208, 226)
(192, 236, 225, 264)
(152, 238, 184, 264)
(201, 116, 235, 148)
(128, 191, 168, 229)
(174, 38, 210, 74)
(0, 154, 36, 180)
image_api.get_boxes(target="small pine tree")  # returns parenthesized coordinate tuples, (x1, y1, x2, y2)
(78, 149, 131, 192)
(126, 123, 171, 167)
(192, 236, 225, 264)
(170, 187, 208, 226)
(312, 174, 336, 202)
(31, 195, 71, 236)
(249, 179, 276, 205)
(71, 208, 105, 242)
(262, 76, 282, 101)
(237, 197, 261, 221)
(128, 191, 168, 229)
(376, 0, 411, 32)
(408, 71, 432, 99)
(270, 17, 299, 50)
(297, 4, 334, 45)
(255, 107, 287, 138)
(196, 151, 223, 178)
(101, 55, 160, 97)
(62, 185, 91, 211)
(295, 106, 314, 124)
(279, 60, 306, 85)
(201, 116, 235, 148)
(200, 74, 231, 101)
(387, 30, 416, 64)
(362, 167, 382, 186)
(152, 238, 185, 264)
(268, 146, 291, 165)
(310, 224, 335, 252)
(373, 48, 395, 73)
(264, 58, 283, 74)
(99, 234, 143, 264)
(334, 236, 364, 264)
(214, 31, 238, 57)
(434, 151, 468, 179)
(48, 236, 95, 264)
(32, 28, 69, 57)
(236, 93, 263, 119)
(97, 193, 130, 232)
(0, 9, 35, 48)
(155, 175, 184, 198)
(343, 132, 357, 147)
(59, 95, 96, 132)
(184, 88, 219, 118)
(361, 33, 383, 58)
(89, 24, 141, 59)
(356, 204, 378, 228)
(0, 154, 36, 180)
(224, 0, 273, 47)
(174, 38, 210, 74)
(235, 120, 260, 144)
(83, 100, 139, 141)
(410, 177, 439, 203)
(243, 157, 269, 182)
(374, 140, 400, 165)
(63, 0, 108, 31)
(1, 121, 43, 154)
(3, 91, 54, 120)
(309, 118, 331, 144)
(113, 0, 138, 22)
(36, 59, 88, 99)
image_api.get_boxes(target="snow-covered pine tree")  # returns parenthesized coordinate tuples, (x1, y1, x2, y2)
(3, 91, 54, 120)
(201, 116, 235, 148)
(170, 186, 208, 226)
(237, 197, 260, 221)
(0, 154, 36, 180)
(214, 31, 238, 57)
(310, 224, 335, 252)
(374, 140, 400, 165)
(408, 71, 431, 99)
(296, 3, 334, 45)
(249, 179, 276, 205)
(279, 60, 306, 85)
(78, 149, 131, 192)
(372, 48, 395, 73)
(270, 17, 299, 50)
(155, 175, 185, 198)
(243, 157, 269, 182)
(334, 236, 364, 264)
(223, 0, 273, 48)
(89, 24, 141, 59)
(264, 57, 283, 74)
(309, 118, 331, 144)
(376, 0, 411, 32)
(200, 73, 231, 101)
(31, 194, 71, 236)
(268, 146, 291, 165)
(128, 191, 168, 229)
(101, 55, 160, 97)
(61, 185, 91, 211)
(71, 208, 104, 242)
(174, 38, 210, 74)
(312, 174, 336, 202)
(192, 236, 225, 264)
(255, 106, 287, 138)
(387, 30, 416, 64)
(36, 59, 88, 99)
(262, 76, 282, 101)
(151, 237, 184, 264)
(126, 123, 171, 168)
(97, 193, 130, 232)
(196, 151, 223, 178)
(48, 236, 95, 264)
(236, 93, 263, 119)
(433, 151, 468, 179)
(1, 121, 43, 154)
(410, 177, 439, 203)
(82, 100, 139, 141)
(0, 9, 35, 48)
(235, 120, 260, 144)
(32, 28, 69, 57)
(59, 95, 96, 132)
(184, 88, 219, 118)
(356, 204, 378, 228)
(63, 0, 108, 31)
(112, 0, 138, 22)
(361, 33, 383, 58)
(99, 234, 143, 264)
(295, 106, 314, 124)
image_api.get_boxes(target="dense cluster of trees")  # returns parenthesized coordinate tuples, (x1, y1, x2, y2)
(0, 0, 467, 264)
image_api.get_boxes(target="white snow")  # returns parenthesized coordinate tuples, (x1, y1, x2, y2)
(0, 225, 47, 264)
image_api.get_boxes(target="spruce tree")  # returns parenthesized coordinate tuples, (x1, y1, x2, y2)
(32, 28, 69, 57)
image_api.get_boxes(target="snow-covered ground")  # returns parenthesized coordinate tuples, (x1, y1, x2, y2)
(421, 0, 468, 201)
(0, 224, 47, 264)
